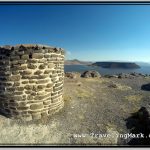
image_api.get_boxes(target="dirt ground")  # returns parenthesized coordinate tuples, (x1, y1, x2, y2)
(0, 74, 150, 146)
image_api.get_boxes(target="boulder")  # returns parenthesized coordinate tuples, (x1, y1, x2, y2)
(118, 73, 134, 79)
(125, 106, 150, 145)
(137, 107, 150, 120)
(81, 70, 101, 78)
(65, 72, 76, 79)
(104, 74, 118, 78)
(130, 72, 145, 77)
(138, 73, 146, 77)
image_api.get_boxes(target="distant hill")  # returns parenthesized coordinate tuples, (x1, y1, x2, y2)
(65, 59, 93, 65)
(91, 62, 140, 69)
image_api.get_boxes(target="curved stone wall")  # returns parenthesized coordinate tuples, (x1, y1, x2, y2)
(0, 44, 65, 121)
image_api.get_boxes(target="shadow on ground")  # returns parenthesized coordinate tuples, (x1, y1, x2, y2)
(141, 84, 150, 91)
(0, 109, 11, 118)
(125, 107, 150, 145)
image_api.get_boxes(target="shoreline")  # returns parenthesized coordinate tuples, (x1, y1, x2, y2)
(65, 70, 150, 78)
(64, 64, 150, 76)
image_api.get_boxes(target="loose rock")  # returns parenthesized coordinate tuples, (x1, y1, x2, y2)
(65, 72, 76, 79)
(81, 70, 101, 78)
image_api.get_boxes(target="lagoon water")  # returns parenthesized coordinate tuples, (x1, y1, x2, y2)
(64, 65, 150, 75)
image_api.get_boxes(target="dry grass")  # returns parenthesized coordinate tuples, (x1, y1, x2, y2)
(76, 88, 93, 99)
(0, 76, 148, 145)
(78, 114, 85, 120)
(116, 84, 132, 91)
(84, 78, 104, 83)
(63, 95, 72, 102)
(125, 95, 143, 102)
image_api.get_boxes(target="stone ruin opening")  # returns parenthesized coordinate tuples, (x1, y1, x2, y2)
(0, 44, 65, 121)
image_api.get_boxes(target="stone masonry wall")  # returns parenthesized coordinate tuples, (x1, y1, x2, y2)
(0, 44, 65, 121)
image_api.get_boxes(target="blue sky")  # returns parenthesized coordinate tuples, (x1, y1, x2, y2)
(0, 4, 150, 62)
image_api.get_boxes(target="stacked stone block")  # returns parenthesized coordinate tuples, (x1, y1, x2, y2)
(0, 44, 65, 121)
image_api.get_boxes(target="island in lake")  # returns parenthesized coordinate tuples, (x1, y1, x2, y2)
(65, 59, 141, 69)
(90, 62, 141, 69)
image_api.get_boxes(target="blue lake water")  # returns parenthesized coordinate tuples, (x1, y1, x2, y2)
(64, 65, 150, 75)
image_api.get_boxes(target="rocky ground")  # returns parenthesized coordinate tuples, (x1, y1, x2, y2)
(0, 72, 150, 146)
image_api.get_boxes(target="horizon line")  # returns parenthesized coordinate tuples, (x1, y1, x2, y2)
(66, 59, 150, 63)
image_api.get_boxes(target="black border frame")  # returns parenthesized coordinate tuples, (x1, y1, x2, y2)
(0, 1, 150, 148)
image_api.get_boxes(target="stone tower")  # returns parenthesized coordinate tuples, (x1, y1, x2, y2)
(0, 44, 65, 121)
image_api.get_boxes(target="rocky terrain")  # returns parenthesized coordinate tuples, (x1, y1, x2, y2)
(0, 71, 150, 146)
